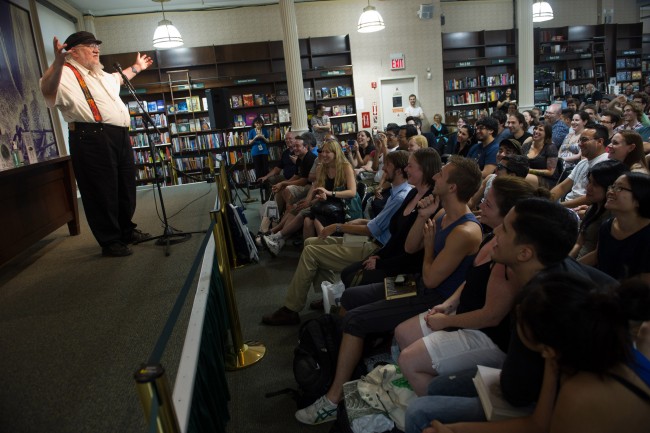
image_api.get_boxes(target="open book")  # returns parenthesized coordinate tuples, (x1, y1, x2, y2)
(384, 274, 418, 300)
(473, 365, 534, 421)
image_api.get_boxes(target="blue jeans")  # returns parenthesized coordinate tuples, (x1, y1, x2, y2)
(405, 368, 485, 433)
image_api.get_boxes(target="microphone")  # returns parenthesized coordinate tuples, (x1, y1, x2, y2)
(113, 62, 123, 73)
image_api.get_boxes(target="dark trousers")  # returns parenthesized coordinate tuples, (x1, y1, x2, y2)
(252, 154, 269, 179)
(69, 123, 136, 247)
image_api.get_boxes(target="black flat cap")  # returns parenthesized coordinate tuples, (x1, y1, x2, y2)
(64, 31, 102, 50)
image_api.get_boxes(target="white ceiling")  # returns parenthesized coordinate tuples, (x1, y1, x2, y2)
(64, 0, 346, 17)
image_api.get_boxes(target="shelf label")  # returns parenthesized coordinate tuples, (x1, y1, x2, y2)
(321, 70, 345, 76)
(120, 89, 147, 96)
(546, 55, 561, 61)
(235, 78, 258, 84)
(455, 61, 475, 68)
(622, 49, 640, 55)
(491, 58, 514, 65)
(579, 53, 592, 59)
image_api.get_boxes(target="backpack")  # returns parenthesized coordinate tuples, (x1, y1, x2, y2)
(293, 314, 343, 408)
(225, 203, 258, 265)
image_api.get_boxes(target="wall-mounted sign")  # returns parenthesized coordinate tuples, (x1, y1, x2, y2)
(390, 53, 405, 70)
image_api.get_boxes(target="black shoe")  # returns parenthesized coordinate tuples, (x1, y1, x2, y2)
(309, 299, 324, 311)
(262, 306, 300, 326)
(122, 229, 151, 244)
(102, 242, 133, 257)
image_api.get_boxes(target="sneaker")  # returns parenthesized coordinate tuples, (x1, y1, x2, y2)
(295, 395, 338, 425)
(262, 234, 285, 257)
(254, 234, 266, 250)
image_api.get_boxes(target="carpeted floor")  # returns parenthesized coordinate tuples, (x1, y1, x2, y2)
(0, 182, 331, 433)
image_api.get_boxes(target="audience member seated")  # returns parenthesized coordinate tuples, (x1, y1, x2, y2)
(615, 101, 644, 132)
(506, 112, 532, 146)
(467, 117, 500, 179)
(570, 160, 629, 260)
(399, 124, 419, 151)
(261, 150, 412, 326)
(468, 139, 524, 210)
(489, 110, 512, 147)
(404, 199, 616, 432)
(542, 103, 570, 149)
(270, 132, 317, 214)
(339, 148, 440, 288)
(346, 130, 375, 176)
(407, 135, 429, 153)
(394, 176, 549, 396)
(523, 109, 539, 134)
(430, 113, 449, 152)
(600, 109, 622, 139)
(558, 111, 589, 173)
(422, 275, 650, 433)
(300, 139, 357, 239)
(523, 123, 560, 189)
(258, 131, 297, 205)
(444, 124, 474, 159)
(551, 123, 610, 208)
(607, 130, 650, 174)
(294, 156, 484, 426)
(579, 172, 650, 284)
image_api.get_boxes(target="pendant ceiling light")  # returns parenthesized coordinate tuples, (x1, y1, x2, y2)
(532, 0, 554, 23)
(358, 0, 385, 33)
(152, 0, 184, 49)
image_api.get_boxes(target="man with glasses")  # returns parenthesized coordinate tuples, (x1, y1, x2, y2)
(40, 31, 152, 257)
(599, 110, 621, 139)
(551, 123, 610, 208)
(542, 103, 570, 148)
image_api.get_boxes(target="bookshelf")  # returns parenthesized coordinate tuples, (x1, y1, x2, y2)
(613, 23, 643, 93)
(642, 34, 650, 86)
(441, 29, 518, 124)
(101, 35, 356, 186)
(534, 25, 606, 103)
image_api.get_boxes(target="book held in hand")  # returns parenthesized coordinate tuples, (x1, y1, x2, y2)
(473, 365, 534, 421)
(384, 274, 418, 300)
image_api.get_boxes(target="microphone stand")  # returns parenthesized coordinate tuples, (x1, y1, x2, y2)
(114, 63, 201, 256)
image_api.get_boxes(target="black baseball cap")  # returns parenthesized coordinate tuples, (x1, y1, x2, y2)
(500, 155, 529, 178)
(64, 31, 102, 50)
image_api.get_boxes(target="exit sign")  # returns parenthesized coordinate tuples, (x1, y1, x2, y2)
(391, 53, 405, 70)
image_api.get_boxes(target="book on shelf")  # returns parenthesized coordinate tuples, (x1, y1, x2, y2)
(346, 104, 354, 115)
(200, 118, 210, 131)
(304, 87, 314, 101)
(332, 105, 342, 116)
(233, 114, 246, 127)
(266, 93, 276, 105)
(337, 85, 346, 97)
(261, 113, 272, 124)
(276, 90, 289, 103)
(330, 87, 338, 98)
(321, 87, 330, 99)
(167, 104, 176, 114)
(242, 94, 254, 107)
(176, 100, 189, 112)
(254, 94, 267, 106)
(270, 112, 279, 124)
(315, 89, 322, 99)
(128, 101, 142, 114)
(278, 108, 290, 123)
(231, 94, 243, 108)
(345, 86, 352, 96)
(147, 101, 158, 112)
(134, 116, 144, 129)
(473, 365, 534, 421)
(202, 97, 208, 112)
(156, 100, 165, 112)
(384, 274, 418, 300)
(177, 123, 191, 133)
(187, 96, 201, 112)
(245, 112, 258, 126)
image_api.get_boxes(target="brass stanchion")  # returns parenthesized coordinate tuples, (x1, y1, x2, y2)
(134, 364, 181, 433)
(210, 164, 265, 370)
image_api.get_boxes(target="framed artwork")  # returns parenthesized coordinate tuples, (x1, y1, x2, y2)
(0, 0, 59, 170)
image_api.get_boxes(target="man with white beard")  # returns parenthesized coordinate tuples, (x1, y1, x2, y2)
(40, 31, 153, 257)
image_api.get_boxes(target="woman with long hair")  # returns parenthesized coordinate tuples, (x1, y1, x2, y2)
(522, 123, 559, 189)
(348, 130, 375, 175)
(558, 110, 589, 171)
(569, 160, 629, 259)
(303, 139, 357, 238)
(580, 172, 650, 283)
(450, 124, 474, 158)
(395, 176, 549, 396)
(340, 148, 440, 288)
(523, 109, 539, 134)
(607, 130, 650, 174)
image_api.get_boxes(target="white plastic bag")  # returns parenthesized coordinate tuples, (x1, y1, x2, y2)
(321, 280, 345, 313)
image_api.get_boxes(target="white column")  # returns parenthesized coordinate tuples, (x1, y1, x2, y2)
(517, 0, 535, 111)
(83, 14, 97, 35)
(278, 0, 308, 133)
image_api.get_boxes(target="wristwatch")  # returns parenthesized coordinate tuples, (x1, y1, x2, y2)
(131, 66, 139, 74)
(332, 190, 336, 198)
(335, 225, 342, 234)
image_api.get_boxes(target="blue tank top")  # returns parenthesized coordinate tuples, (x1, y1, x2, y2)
(426, 212, 481, 297)
(631, 347, 650, 388)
